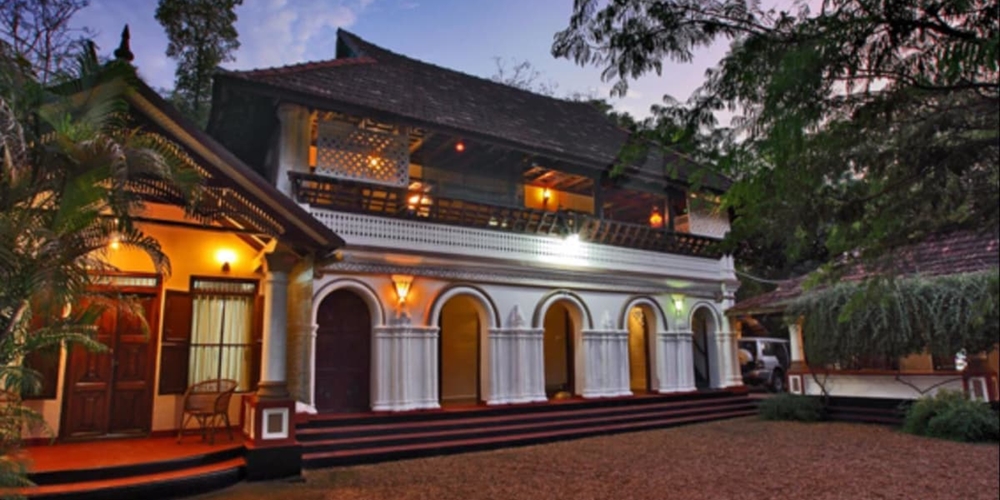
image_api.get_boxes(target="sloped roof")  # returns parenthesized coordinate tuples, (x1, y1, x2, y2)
(217, 30, 632, 170)
(727, 231, 1000, 316)
(127, 79, 344, 253)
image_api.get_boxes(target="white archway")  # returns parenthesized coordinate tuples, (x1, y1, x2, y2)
(308, 278, 387, 410)
(534, 290, 591, 397)
(427, 285, 499, 405)
(619, 296, 668, 393)
(689, 302, 723, 389)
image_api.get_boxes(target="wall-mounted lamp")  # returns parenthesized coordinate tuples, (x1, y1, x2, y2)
(216, 248, 237, 273)
(542, 188, 552, 202)
(391, 274, 414, 306)
(454, 141, 465, 153)
(108, 234, 122, 251)
(671, 294, 685, 317)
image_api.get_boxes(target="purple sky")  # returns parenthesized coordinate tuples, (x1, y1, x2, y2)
(73, 0, 733, 119)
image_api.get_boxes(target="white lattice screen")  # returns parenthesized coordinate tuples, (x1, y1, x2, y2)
(315, 119, 409, 187)
(688, 196, 730, 238)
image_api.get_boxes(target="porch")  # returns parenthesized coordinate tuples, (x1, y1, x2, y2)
(12, 435, 245, 499)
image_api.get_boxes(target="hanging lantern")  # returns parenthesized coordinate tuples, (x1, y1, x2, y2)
(649, 207, 664, 229)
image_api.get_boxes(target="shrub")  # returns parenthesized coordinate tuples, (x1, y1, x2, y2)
(903, 390, 1000, 443)
(759, 393, 825, 422)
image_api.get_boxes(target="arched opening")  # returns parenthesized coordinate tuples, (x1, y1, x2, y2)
(691, 306, 715, 390)
(627, 305, 655, 393)
(543, 301, 579, 398)
(438, 295, 488, 406)
(315, 289, 372, 413)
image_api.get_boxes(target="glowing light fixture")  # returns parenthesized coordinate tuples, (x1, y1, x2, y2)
(649, 207, 663, 229)
(454, 141, 465, 152)
(671, 294, 685, 317)
(368, 156, 380, 168)
(391, 274, 414, 305)
(108, 234, 121, 251)
(61, 303, 72, 319)
(216, 248, 237, 273)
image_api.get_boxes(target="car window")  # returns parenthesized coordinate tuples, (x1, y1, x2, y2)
(762, 342, 779, 356)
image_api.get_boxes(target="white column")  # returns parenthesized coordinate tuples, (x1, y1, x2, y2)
(275, 103, 311, 197)
(257, 252, 296, 399)
(677, 331, 696, 392)
(656, 332, 677, 393)
(789, 322, 806, 366)
(371, 316, 439, 412)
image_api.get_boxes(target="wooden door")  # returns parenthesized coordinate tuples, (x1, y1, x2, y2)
(61, 293, 159, 439)
(315, 290, 371, 413)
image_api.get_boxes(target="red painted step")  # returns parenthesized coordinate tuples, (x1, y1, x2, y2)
(298, 396, 747, 439)
(303, 408, 757, 468)
(12, 457, 245, 500)
(303, 401, 755, 450)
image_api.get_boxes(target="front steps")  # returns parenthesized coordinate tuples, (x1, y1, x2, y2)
(18, 441, 245, 500)
(297, 390, 756, 468)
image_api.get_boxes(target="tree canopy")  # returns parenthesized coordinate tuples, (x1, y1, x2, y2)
(0, 0, 90, 84)
(155, 0, 243, 128)
(553, 0, 999, 269)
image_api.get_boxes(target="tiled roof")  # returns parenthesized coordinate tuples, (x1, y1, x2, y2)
(221, 29, 630, 169)
(727, 231, 1000, 316)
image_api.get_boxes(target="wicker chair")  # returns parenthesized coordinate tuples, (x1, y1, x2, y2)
(177, 379, 238, 444)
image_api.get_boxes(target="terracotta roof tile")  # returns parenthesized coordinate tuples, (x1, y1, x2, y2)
(221, 30, 631, 169)
(728, 231, 1000, 316)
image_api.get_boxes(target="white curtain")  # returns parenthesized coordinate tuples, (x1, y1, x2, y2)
(189, 294, 254, 390)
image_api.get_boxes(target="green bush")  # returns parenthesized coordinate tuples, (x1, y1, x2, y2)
(903, 390, 1000, 443)
(759, 393, 825, 422)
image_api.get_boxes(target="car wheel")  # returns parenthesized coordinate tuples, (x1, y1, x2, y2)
(770, 371, 785, 392)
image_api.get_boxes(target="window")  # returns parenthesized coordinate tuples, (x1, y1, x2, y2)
(188, 279, 258, 391)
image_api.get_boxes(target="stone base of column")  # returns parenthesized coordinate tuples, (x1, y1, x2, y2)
(256, 381, 290, 399)
(241, 394, 300, 480)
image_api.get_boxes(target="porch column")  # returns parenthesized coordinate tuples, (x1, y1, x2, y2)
(655, 331, 680, 393)
(257, 251, 297, 399)
(490, 305, 546, 405)
(372, 313, 440, 411)
(788, 321, 806, 370)
(676, 330, 697, 392)
(787, 320, 808, 395)
(276, 103, 311, 198)
(242, 250, 301, 481)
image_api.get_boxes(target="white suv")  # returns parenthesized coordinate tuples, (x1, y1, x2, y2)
(738, 337, 790, 392)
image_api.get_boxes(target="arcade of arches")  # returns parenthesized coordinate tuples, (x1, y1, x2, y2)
(309, 287, 733, 413)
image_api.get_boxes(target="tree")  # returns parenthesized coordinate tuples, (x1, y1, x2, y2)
(0, 0, 91, 84)
(553, 0, 999, 268)
(155, 0, 243, 128)
(0, 46, 201, 487)
(491, 57, 560, 96)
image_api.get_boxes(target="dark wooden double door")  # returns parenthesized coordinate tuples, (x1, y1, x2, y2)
(315, 290, 371, 413)
(61, 292, 159, 439)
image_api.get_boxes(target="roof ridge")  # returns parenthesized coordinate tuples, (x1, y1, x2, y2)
(336, 29, 611, 113)
(228, 54, 376, 78)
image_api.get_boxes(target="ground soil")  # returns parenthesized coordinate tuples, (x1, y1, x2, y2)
(196, 418, 1000, 500)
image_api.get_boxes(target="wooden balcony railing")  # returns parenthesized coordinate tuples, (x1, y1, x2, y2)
(290, 173, 722, 258)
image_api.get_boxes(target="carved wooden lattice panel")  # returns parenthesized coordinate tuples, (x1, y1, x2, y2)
(688, 197, 729, 238)
(316, 120, 409, 187)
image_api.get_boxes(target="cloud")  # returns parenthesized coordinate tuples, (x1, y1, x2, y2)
(232, 0, 370, 70)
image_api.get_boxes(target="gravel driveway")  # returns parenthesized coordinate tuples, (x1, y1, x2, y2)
(198, 417, 1000, 500)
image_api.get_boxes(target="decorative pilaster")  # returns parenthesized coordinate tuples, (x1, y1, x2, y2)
(372, 313, 440, 411)
(257, 251, 297, 399)
(488, 306, 545, 405)
(675, 330, 697, 392)
(655, 331, 681, 393)
(717, 330, 743, 387)
(581, 311, 631, 398)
